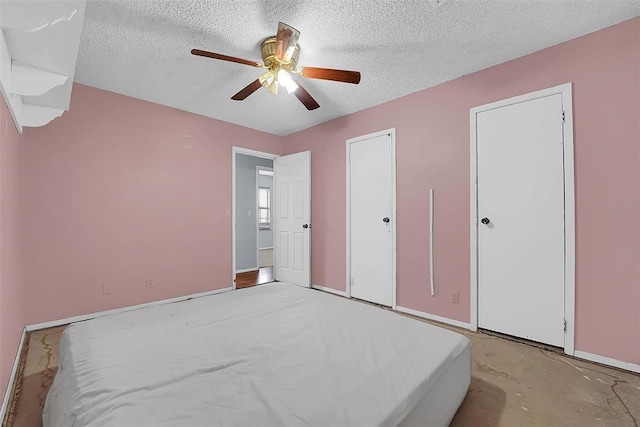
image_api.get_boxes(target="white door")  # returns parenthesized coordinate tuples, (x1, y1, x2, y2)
(275, 151, 311, 287)
(477, 94, 565, 347)
(348, 131, 395, 306)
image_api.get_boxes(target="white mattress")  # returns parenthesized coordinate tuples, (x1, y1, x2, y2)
(44, 283, 470, 426)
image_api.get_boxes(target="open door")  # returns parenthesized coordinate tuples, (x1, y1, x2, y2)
(274, 151, 311, 287)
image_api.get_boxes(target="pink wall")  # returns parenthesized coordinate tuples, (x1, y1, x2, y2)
(0, 19, 636, 393)
(22, 84, 283, 325)
(0, 98, 25, 398)
(283, 18, 640, 364)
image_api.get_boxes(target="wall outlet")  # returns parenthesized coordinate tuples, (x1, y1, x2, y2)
(102, 283, 112, 295)
(146, 278, 154, 289)
(450, 291, 459, 304)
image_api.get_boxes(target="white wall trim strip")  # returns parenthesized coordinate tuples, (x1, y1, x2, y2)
(396, 306, 472, 330)
(574, 350, 640, 374)
(311, 284, 348, 298)
(429, 188, 435, 297)
(26, 287, 233, 331)
(0, 327, 27, 421)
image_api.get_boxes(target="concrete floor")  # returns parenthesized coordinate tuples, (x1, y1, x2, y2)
(4, 316, 640, 426)
(445, 325, 640, 426)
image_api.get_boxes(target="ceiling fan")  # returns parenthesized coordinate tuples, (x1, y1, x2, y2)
(191, 22, 361, 110)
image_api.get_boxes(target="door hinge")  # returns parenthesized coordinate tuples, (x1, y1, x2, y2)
(562, 111, 565, 123)
(349, 277, 353, 288)
(563, 318, 567, 332)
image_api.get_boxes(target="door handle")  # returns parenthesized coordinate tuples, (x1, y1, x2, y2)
(303, 224, 311, 229)
(382, 217, 390, 223)
(481, 217, 490, 225)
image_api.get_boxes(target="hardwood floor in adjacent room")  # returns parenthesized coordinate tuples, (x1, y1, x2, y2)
(236, 266, 274, 289)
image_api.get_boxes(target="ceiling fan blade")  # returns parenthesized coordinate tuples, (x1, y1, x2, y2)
(231, 79, 262, 101)
(293, 83, 320, 110)
(299, 67, 361, 84)
(275, 22, 300, 62)
(191, 49, 261, 68)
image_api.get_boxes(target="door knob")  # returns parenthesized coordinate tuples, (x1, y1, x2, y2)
(303, 224, 309, 229)
(481, 217, 490, 225)
(382, 217, 390, 223)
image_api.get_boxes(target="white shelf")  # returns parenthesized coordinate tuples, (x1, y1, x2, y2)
(11, 61, 68, 96)
(0, 0, 77, 32)
(0, 0, 85, 133)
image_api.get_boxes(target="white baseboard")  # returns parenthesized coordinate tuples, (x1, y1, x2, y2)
(396, 306, 472, 330)
(396, 307, 639, 374)
(311, 284, 348, 298)
(0, 327, 27, 422)
(574, 350, 640, 374)
(26, 287, 233, 331)
(235, 268, 259, 274)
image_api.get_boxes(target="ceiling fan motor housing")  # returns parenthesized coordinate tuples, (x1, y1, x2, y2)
(261, 37, 300, 72)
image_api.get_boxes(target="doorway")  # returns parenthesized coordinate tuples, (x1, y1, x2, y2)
(257, 166, 274, 269)
(232, 147, 311, 290)
(346, 128, 397, 308)
(470, 83, 575, 354)
(232, 148, 277, 289)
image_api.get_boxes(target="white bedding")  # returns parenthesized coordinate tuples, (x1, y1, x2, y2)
(44, 283, 470, 426)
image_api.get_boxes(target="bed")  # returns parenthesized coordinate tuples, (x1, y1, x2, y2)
(43, 282, 471, 426)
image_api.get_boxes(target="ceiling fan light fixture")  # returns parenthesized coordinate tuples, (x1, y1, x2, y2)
(277, 69, 298, 94)
(191, 21, 360, 110)
(258, 71, 275, 87)
(267, 76, 279, 95)
(258, 70, 280, 95)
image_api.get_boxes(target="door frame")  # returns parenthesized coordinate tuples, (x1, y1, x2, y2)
(232, 146, 279, 290)
(346, 128, 397, 309)
(255, 166, 274, 269)
(469, 83, 575, 355)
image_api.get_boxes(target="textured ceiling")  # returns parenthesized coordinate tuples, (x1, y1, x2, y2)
(75, 0, 639, 136)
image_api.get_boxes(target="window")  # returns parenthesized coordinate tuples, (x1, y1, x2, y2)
(258, 187, 271, 229)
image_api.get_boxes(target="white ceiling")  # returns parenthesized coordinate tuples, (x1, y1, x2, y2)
(75, 0, 639, 136)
